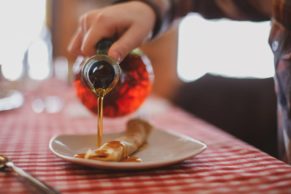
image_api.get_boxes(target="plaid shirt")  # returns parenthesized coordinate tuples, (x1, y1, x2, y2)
(174, 0, 291, 163)
(173, 0, 271, 21)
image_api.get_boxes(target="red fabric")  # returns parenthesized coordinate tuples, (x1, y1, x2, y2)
(1, 79, 291, 194)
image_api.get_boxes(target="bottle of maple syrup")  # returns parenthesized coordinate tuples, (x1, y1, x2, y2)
(74, 39, 154, 118)
(269, 0, 291, 164)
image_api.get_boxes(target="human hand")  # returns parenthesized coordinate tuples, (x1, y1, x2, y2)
(68, 1, 156, 62)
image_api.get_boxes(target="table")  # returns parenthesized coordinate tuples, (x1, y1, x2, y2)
(1, 79, 291, 194)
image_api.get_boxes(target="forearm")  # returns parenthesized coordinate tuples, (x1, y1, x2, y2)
(171, 0, 272, 20)
(130, 0, 272, 38)
(188, 0, 272, 21)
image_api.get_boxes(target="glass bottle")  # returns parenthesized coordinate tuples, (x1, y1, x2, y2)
(73, 39, 154, 117)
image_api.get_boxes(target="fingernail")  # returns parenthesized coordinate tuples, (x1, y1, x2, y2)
(109, 50, 122, 64)
(67, 43, 75, 53)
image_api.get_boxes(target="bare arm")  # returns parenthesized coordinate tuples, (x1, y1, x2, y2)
(68, 0, 272, 62)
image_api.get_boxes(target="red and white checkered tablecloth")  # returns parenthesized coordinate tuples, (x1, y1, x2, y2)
(1, 79, 291, 194)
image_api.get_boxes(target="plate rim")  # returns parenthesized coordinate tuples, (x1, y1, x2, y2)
(49, 128, 207, 170)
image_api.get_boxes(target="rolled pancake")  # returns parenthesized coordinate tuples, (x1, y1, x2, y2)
(76, 118, 152, 162)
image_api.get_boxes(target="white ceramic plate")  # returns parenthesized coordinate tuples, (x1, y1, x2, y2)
(49, 129, 207, 170)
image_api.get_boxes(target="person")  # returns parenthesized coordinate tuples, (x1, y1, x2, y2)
(67, 0, 291, 163)
(68, 0, 272, 62)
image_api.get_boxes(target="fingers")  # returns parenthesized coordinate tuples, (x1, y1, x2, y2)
(108, 25, 151, 62)
(68, 13, 92, 57)
(67, 2, 155, 61)
(81, 23, 115, 57)
(67, 28, 82, 56)
(69, 11, 117, 57)
(68, 12, 98, 57)
(80, 12, 104, 56)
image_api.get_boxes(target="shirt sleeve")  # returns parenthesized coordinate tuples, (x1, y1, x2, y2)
(173, 0, 271, 21)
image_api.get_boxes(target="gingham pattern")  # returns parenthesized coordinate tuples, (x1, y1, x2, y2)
(1, 79, 291, 194)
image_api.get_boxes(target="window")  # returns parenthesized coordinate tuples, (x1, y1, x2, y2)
(0, 0, 50, 81)
(178, 14, 274, 82)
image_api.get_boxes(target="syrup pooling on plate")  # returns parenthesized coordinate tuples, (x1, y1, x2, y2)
(121, 156, 142, 162)
(74, 118, 152, 162)
(75, 141, 142, 162)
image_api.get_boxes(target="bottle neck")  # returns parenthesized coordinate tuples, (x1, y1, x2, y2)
(95, 39, 113, 55)
(96, 48, 108, 55)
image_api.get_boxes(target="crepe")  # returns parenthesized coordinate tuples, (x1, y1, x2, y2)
(75, 118, 152, 162)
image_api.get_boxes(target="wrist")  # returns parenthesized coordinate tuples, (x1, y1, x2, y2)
(114, 0, 175, 39)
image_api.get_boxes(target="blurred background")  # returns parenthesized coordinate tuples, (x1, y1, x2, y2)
(0, 0, 273, 94)
(0, 0, 277, 156)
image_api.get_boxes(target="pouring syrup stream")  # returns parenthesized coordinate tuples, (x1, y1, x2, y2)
(81, 39, 120, 147)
